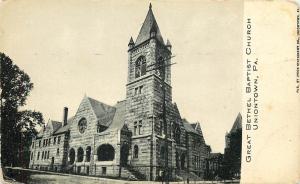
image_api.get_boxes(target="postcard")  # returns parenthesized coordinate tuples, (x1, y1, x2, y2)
(0, 0, 299, 183)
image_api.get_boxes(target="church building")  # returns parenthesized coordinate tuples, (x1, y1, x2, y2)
(29, 4, 211, 181)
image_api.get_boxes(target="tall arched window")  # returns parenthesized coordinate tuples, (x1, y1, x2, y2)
(86, 146, 91, 162)
(157, 56, 165, 78)
(97, 144, 115, 161)
(173, 123, 181, 144)
(77, 147, 84, 162)
(135, 56, 146, 78)
(69, 148, 75, 164)
(133, 145, 139, 158)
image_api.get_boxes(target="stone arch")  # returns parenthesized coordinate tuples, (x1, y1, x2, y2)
(97, 144, 115, 161)
(69, 148, 75, 164)
(77, 147, 84, 162)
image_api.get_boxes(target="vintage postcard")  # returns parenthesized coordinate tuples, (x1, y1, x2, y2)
(0, 0, 299, 183)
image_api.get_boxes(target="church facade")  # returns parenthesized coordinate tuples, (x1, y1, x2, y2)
(29, 5, 211, 181)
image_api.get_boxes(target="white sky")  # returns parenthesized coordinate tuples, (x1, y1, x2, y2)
(0, 0, 243, 153)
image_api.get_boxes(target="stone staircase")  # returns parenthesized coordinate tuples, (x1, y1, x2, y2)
(176, 170, 202, 181)
(120, 165, 146, 181)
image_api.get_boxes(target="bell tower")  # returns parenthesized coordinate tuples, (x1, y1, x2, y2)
(125, 4, 174, 180)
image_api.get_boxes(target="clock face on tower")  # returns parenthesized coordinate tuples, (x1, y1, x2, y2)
(78, 118, 87, 134)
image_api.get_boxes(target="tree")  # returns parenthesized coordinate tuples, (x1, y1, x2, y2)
(0, 52, 44, 167)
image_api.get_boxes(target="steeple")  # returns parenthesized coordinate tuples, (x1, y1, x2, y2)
(135, 4, 164, 45)
(166, 39, 172, 51)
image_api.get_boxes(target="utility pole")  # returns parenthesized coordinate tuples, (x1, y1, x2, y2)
(147, 55, 175, 184)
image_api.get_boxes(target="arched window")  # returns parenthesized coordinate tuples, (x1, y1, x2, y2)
(173, 123, 181, 144)
(97, 144, 115, 161)
(157, 56, 165, 78)
(133, 145, 139, 158)
(135, 56, 146, 78)
(37, 152, 40, 160)
(86, 146, 91, 162)
(77, 147, 84, 162)
(69, 148, 75, 164)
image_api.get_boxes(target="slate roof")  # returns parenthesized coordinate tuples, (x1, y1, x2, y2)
(99, 100, 127, 133)
(135, 4, 164, 46)
(36, 97, 126, 138)
(36, 120, 62, 138)
(52, 121, 62, 132)
(87, 97, 116, 125)
(54, 116, 75, 135)
(182, 119, 199, 134)
(230, 113, 242, 133)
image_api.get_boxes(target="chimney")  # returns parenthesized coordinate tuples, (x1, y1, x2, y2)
(63, 107, 68, 126)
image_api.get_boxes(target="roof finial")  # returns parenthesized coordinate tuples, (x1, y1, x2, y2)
(149, 2, 152, 9)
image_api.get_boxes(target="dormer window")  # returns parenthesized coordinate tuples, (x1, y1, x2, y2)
(135, 56, 146, 78)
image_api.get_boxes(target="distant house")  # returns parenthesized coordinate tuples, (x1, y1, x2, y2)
(223, 113, 242, 179)
(205, 153, 223, 180)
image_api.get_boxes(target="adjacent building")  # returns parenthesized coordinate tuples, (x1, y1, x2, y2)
(29, 4, 210, 181)
(223, 113, 242, 179)
(205, 153, 223, 180)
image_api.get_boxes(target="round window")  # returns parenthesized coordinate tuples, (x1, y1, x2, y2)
(78, 118, 87, 134)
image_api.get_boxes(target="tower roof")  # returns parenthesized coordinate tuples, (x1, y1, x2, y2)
(135, 4, 164, 45)
(230, 113, 242, 133)
(128, 37, 134, 46)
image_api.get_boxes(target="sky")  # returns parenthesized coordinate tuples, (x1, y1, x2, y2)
(0, 0, 243, 153)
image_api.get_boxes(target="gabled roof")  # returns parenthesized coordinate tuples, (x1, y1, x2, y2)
(230, 113, 242, 133)
(54, 116, 75, 135)
(36, 120, 62, 138)
(135, 4, 164, 45)
(182, 119, 199, 134)
(87, 97, 116, 126)
(51, 121, 62, 132)
(191, 122, 203, 137)
(100, 100, 127, 133)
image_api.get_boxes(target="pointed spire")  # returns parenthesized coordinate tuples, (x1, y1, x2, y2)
(135, 4, 164, 45)
(166, 39, 171, 46)
(230, 113, 242, 133)
(128, 37, 135, 49)
(166, 39, 172, 51)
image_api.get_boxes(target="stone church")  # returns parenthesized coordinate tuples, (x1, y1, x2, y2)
(29, 4, 211, 181)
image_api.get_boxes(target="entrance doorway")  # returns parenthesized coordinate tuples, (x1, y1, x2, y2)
(120, 144, 129, 166)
